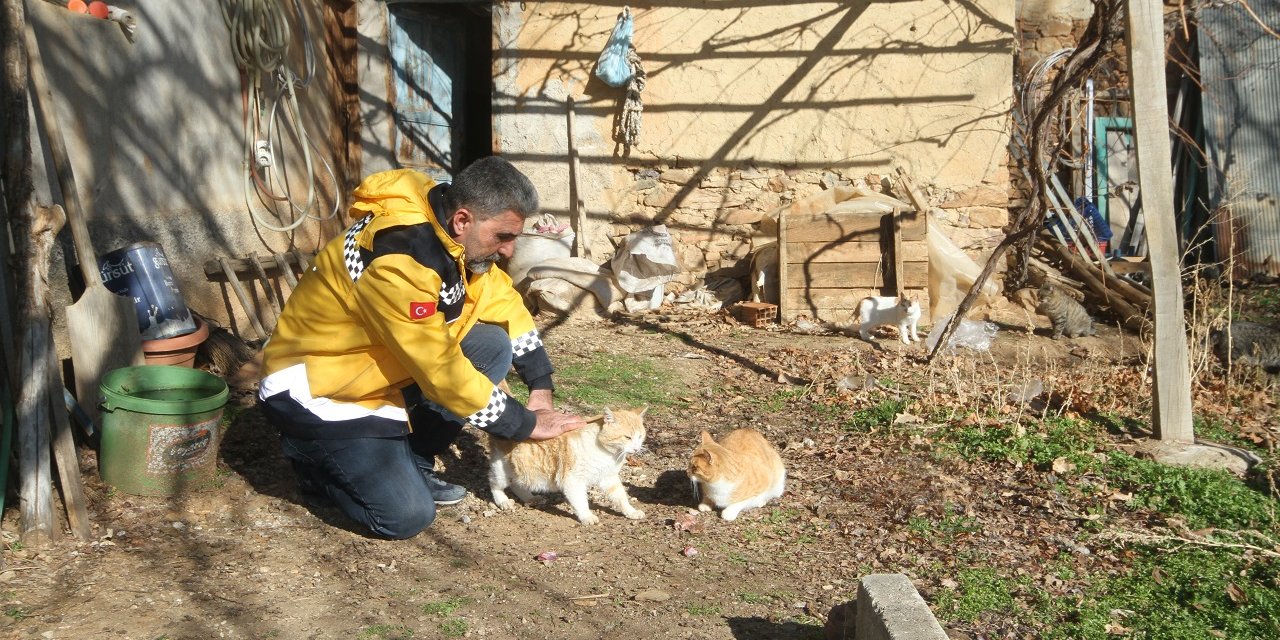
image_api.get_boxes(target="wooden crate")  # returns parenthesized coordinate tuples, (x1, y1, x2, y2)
(778, 207, 929, 324)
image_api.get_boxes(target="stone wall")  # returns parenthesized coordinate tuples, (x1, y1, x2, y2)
(495, 1, 1018, 295)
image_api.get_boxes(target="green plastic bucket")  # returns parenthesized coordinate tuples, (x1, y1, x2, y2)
(99, 365, 229, 496)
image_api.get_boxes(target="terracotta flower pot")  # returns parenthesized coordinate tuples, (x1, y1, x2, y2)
(140, 316, 209, 368)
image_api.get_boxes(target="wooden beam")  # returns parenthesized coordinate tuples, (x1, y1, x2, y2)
(784, 211, 926, 242)
(1126, 0, 1193, 441)
(786, 262, 929, 290)
(218, 257, 268, 340)
(203, 252, 308, 283)
(785, 240, 928, 264)
(47, 345, 90, 541)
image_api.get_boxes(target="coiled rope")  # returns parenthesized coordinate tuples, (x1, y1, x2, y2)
(221, 0, 338, 233)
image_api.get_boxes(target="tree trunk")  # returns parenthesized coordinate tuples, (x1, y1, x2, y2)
(17, 202, 58, 546)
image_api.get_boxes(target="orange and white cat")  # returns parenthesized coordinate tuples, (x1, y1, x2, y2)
(687, 429, 786, 521)
(488, 407, 647, 525)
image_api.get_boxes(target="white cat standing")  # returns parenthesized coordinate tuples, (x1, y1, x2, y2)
(855, 296, 921, 344)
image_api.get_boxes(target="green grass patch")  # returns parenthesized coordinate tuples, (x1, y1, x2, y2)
(1049, 547, 1280, 639)
(936, 567, 1016, 623)
(357, 624, 413, 640)
(738, 591, 771, 605)
(422, 596, 468, 617)
(1103, 452, 1277, 531)
(844, 399, 910, 433)
(540, 353, 678, 410)
(944, 416, 1100, 470)
(686, 603, 722, 616)
(908, 503, 980, 542)
(438, 619, 468, 638)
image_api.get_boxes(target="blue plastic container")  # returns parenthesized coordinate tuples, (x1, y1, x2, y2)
(98, 242, 196, 340)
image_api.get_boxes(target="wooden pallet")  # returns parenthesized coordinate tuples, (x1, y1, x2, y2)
(202, 251, 313, 340)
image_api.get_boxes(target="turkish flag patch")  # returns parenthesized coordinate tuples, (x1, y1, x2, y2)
(408, 301, 437, 320)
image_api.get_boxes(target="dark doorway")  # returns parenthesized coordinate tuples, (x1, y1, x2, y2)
(386, 2, 493, 181)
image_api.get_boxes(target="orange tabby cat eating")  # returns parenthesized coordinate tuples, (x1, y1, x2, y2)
(688, 429, 786, 521)
(487, 407, 647, 525)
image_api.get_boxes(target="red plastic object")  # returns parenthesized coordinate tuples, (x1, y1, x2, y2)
(88, 1, 109, 19)
(67, 0, 89, 14)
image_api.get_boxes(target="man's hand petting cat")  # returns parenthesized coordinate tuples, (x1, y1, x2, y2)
(528, 410, 586, 440)
(525, 388, 554, 412)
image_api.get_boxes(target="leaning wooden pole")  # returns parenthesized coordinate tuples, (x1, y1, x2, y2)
(3, 0, 55, 545)
(16, 203, 57, 546)
(1126, 0, 1193, 441)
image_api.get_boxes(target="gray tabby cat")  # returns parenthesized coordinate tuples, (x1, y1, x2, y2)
(1211, 321, 1280, 374)
(1036, 283, 1095, 339)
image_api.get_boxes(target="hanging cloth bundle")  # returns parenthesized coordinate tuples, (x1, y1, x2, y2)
(594, 7, 646, 147)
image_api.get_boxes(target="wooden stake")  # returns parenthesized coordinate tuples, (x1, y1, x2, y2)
(567, 94, 589, 260)
(1126, 0, 1193, 442)
(47, 344, 90, 541)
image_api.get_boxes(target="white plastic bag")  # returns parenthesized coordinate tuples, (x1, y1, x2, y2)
(926, 312, 997, 352)
(928, 218, 1000, 320)
(505, 213, 574, 286)
(594, 7, 634, 88)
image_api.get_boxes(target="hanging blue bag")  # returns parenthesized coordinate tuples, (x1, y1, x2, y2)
(594, 7, 634, 88)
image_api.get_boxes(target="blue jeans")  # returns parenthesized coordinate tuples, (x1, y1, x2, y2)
(274, 323, 512, 539)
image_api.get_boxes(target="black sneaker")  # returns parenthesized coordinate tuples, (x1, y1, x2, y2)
(422, 470, 467, 506)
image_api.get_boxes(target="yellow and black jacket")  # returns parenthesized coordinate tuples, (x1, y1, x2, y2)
(259, 169, 550, 441)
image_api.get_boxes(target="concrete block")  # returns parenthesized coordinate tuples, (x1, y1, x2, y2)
(854, 574, 948, 640)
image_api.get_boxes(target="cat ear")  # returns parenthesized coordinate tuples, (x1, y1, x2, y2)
(603, 408, 616, 423)
(638, 405, 649, 418)
(700, 430, 714, 444)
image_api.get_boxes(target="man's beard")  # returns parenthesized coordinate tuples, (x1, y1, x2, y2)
(467, 253, 501, 273)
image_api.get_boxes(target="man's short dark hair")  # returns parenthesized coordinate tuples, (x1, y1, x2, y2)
(443, 156, 539, 221)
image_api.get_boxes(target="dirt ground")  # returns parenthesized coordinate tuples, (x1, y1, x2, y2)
(0, 297, 1274, 640)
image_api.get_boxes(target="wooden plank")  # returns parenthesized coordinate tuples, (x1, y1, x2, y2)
(1126, 0, 1193, 442)
(784, 261, 929, 290)
(785, 211, 926, 242)
(567, 95, 589, 260)
(1107, 259, 1151, 275)
(47, 347, 90, 541)
(204, 252, 310, 283)
(890, 210, 905, 298)
(273, 253, 299, 289)
(895, 169, 931, 215)
(785, 240, 928, 264)
(778, 201, 789, 321)
(247, 253, 282, 325)
(219, 257, 268, 340)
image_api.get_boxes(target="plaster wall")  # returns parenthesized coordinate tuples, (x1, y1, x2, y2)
(25, 1, 341, 344)
(493, 1, 1016, 284)
(354, 0, 398, 176)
